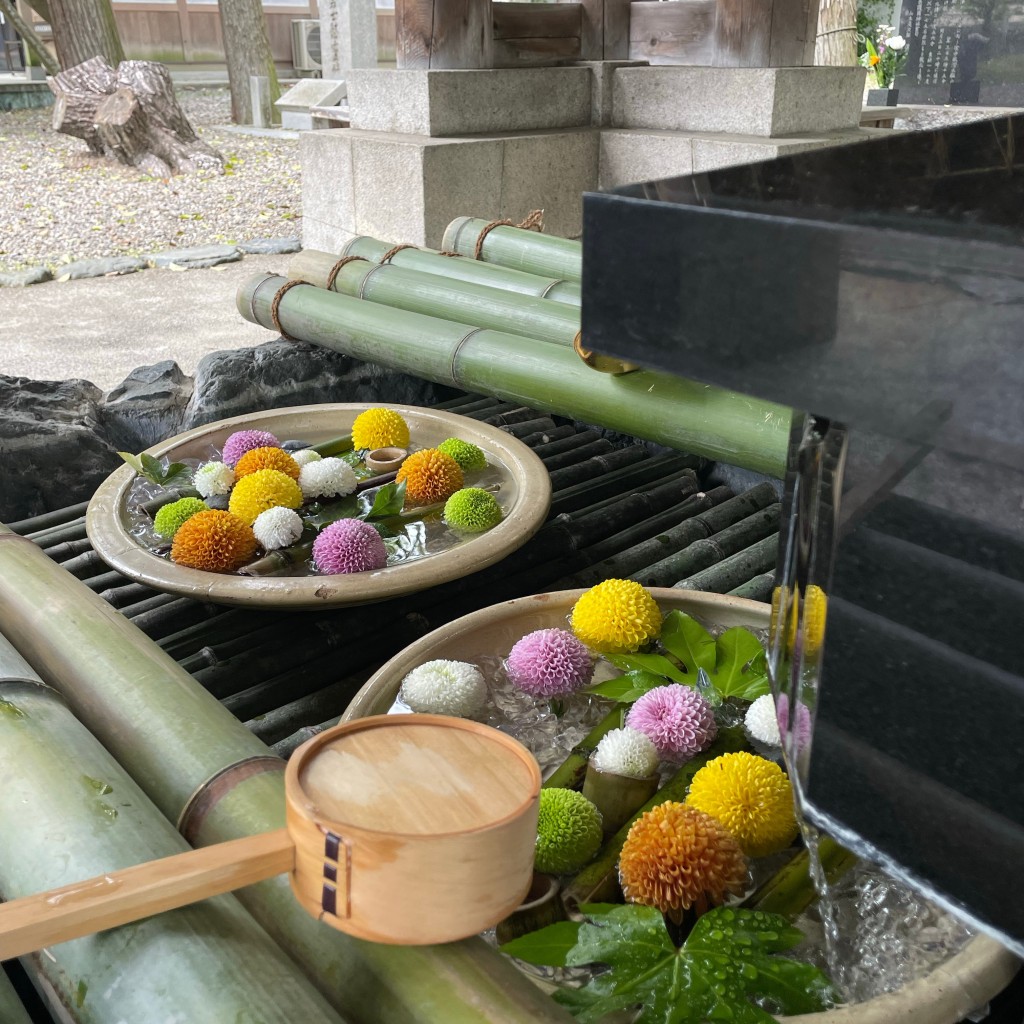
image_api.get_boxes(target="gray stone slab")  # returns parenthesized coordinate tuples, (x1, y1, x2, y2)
(275, 78, 347, 111)
(237, 237, 302, 255)
(301, 131, 357, 240)
(0, 266, 52, 287)
(599, 128, 693, 189)
(347, 68, 593, 137)
(146, 245, 242, 269)
(302, 216, 358, 255)
(575, 60, 647, 127)
(422, 139, 504, 247)
(54, 257, 147, 282)
(612, 66, 866, 136)
(690, 128, 873, 171)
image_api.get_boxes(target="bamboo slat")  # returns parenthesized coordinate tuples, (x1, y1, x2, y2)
(443, 217, 583, 282)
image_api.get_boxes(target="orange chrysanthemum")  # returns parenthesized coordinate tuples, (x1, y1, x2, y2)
(228, 469, 303, 526)
(687, 752, 798, 858)
(351, 408, 410, 451)
(234, 446, 300, 481)
(170, 510, 257, 573)
(570, 579, 662, 653)
(396, 448, 464, 506)
(618, 802, 747, 914)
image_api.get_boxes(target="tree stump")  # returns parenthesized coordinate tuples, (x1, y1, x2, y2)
(48, 58, 225, 176)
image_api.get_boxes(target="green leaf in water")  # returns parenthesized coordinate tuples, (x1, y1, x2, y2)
(305, 495, 360, 529)
(660, 611, 717, 673)
(606, 652, 690, 685)
(584, 670, 666, 703)
(712, 629, 771, 700)
(76, 981, 88, 1008)
(118, 451, 191, 488)
(499, 920, 584, 967)
(516, 904, 836, 1024)
(365, 480, 407, 520)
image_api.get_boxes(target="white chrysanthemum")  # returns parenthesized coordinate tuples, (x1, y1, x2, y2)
(399, 660, 487, 718)
(193, 461, 235, 498)
(745, 693, 781, 747)
(292, 448, 322, 468)
(299, 457, 358, 500)
(592, 727, 659, 779)
(252, 506, 304, 550)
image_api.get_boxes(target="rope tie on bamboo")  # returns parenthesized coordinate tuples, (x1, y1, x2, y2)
(438, 250, 464, 258)
(379, 243, 418, 264)
(449, 327, 486, 385)
(270, 278, 309, 341)
(473, 210, 545, 261)
(326, 255, 369, 291)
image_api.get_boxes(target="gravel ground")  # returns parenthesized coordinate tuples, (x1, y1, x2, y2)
(0, 88, 301, 273)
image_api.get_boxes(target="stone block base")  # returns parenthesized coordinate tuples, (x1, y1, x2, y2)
(612, 66, 866, 136)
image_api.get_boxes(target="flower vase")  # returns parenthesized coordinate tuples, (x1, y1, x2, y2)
(582, 761, 660, 835)
(867, 87, 899, 106)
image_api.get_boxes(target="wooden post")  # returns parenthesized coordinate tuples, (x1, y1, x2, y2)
(397, 0, 494, 68)
(603, 0, 633, 58)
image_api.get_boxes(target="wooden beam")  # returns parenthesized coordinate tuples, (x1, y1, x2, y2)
(628, 0, 716, 65)
(492, 2, 581, 40)
(493, 34, 581, 66)
(397, 0, 493, 69)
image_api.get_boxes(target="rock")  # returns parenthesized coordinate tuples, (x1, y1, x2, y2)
(237, 237, 302, 255)
(53, 256, 147, 281)
(145, 245, 241, 270)
(0, 374, 120, 521)
(0, 266, 52, 287)
(182, 340, 461, 429)
(101, 361, 193, 453)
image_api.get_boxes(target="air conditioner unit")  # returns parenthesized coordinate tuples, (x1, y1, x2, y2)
(291, 19, 323, 75)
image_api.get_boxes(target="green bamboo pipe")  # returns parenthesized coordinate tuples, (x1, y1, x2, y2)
(0, 633, 348, 1024)
(443, 217, 583, 283)
(237, 276, 791, 478)
(0, 528, 574, 1024)
(293, 244, 581, 306)
(748, 837, 858, 918)
(322, 259, 580, 347)
(0, 969, 32, 1024)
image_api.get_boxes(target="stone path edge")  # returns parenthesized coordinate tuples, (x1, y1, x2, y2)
(0, 237, 302, 288)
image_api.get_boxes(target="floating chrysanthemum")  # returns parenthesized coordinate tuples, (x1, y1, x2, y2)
(351, 408, 410, 451)
(193, 461, 235, 499)
(399, 659, 487, 718)
(618, 801, 747, 914)
(221, 429, 280, 467)
(312, 519, 388, 574)
(626, 684, 717, 762)
(396, 449, 464, 506)
(535, 789, 603, 875)
(771, 584, 828, 658)
(228, 469, 303, 526)
(687, 751, 798, 857)
(170, 510, 257, 573)
(570, 579, 662, 653)
(744, 693, 782, 747)
(299, 457, 358, 500)
(505, 628, 593, 698)
(775, 693, 813, 752)
(592, 727, 660, 779)
(443, 488, 502, 532)
(252, 506, 304, 550)
(291, 448, 322, 469)
(436, 438, 487, 472)
(153, 497, 208, 539)
(234, 446, 301, 481)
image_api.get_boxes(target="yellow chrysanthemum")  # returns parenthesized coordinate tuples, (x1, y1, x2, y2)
(686, 752, 798, 858)
(351, 408, 410, 451)
(170, 510, 257, 573)
(570, 579, 662, 653)
(770, 584, 827, 658)
(228, 468, 303, 526)
(396, 448, 464, 506)
(619, 802, 747, 914)
(234, 446, 300, 481)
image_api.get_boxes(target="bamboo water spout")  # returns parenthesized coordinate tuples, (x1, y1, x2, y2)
(237, 274, 792, 478)
(443, 217, 583, 282)
(0, 527, 574, 1024)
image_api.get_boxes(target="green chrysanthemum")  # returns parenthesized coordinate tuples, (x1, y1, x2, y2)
(443, 488, 502, 532)
(153, 497, 208, 539)
(535, 788, 603, 875)
(437, 438, 487, 472)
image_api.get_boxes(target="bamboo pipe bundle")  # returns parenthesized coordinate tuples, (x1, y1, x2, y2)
(729, 572, 776, 603)
(6, 499, 90, 534)
(292, 244, 581, 306)
(675, 534, 780, 593)
(443, 217, 583, 283)
(238, 275, 791, 478)
(0, 633, 348, 1024)
(311, 258, 581, 347)
(0, 969, 32, 1024)
(0, 528, 574, 1024)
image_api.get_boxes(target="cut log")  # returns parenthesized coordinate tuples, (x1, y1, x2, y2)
(50, 57, 225, 176)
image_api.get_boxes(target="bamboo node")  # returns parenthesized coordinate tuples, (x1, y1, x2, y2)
(326, 255, 370, 291)
(572, 331, 642, 376)
(270, 279, 309, 341)
(379, 243, 418, 264)
(473, 210, 545, 260)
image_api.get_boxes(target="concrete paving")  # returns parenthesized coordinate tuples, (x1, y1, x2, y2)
(2, 257, 292, 392)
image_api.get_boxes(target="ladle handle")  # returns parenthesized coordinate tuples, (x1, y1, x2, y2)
(0, 828, 294, 961)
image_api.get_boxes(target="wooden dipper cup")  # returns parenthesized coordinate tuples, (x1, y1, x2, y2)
(0, 715, 542, 958)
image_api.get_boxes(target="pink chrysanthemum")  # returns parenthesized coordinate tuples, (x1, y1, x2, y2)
(505, 628, 594, 697)
(626, 684, 717, 762)
(222, 429, 280, 467)
(312, 519, 388, 575)
(776, 693, 813, 751)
